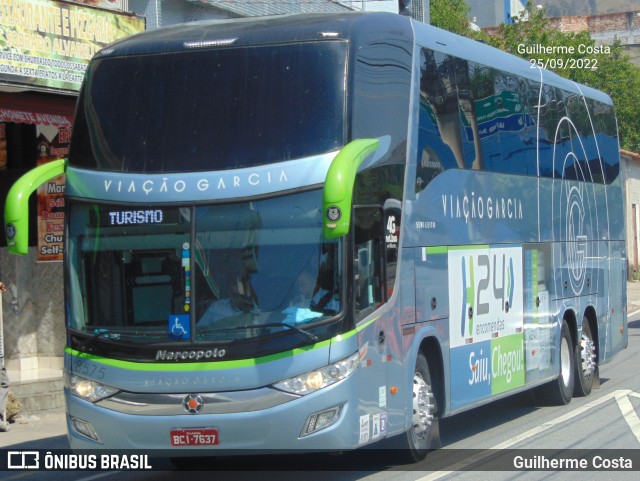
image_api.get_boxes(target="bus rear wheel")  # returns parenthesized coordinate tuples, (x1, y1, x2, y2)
(536, 320, 574, 405)
(574, 319, 596, 397)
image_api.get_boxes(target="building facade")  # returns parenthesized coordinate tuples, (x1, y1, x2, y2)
(623, 150, 640, 281)
(542, 10, 640, 67)
(467, 0, 527, 28)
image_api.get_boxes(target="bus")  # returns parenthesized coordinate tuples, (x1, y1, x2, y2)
(4, 12, 627, 462)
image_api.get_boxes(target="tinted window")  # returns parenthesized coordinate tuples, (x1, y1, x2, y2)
(416, 49, 462, 194)
(418, 48, 618, 184)
(70, 42, 347, 172)
(586, 98, 619, 183)
(66, 190, 344, 353)
(352, 40, 411, 297)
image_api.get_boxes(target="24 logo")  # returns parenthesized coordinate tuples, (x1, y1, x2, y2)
(460, 252, 514, 338)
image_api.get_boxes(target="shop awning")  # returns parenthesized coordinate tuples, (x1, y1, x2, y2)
(0, 91, 75, 127)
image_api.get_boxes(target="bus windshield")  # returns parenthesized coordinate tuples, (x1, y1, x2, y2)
(66, 189, 343, 349)
(69, 41, 347, 173)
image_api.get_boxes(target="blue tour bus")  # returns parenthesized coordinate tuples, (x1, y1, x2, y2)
(4, 12, 626, 462)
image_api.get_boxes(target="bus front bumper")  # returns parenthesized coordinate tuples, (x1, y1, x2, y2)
(65, 378, 364, 453)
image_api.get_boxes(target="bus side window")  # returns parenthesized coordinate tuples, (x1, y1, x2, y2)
(353, 206, 384, 320)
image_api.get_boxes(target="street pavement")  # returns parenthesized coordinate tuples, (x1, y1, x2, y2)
(0, 408, 67, 449)
(1, 282, 640, 450)
(628, 280, 640, 314)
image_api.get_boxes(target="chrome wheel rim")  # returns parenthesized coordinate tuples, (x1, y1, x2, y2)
(411, 371, 434, 447)
(580, 332, 596, 380)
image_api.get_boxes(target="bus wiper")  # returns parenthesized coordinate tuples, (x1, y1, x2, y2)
(199, 323, 318, 342)
(79, 328, 168, 351)
(257, 323, 319, 342)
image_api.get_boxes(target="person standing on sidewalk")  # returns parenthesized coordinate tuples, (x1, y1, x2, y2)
(0, 280, 9, 432)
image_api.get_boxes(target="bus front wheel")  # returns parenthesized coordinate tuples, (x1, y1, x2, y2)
(388, 353, 438, 462)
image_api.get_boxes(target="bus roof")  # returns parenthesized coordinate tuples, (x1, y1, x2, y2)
(95, 12, 409, 58)
(94, 12, 612, 106)
(410, 18, 612, 105)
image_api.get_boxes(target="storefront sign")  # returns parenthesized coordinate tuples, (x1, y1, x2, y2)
(36, 124, 69, 261)
(0, 91, 74, 127)
(0, 0, 145, 92)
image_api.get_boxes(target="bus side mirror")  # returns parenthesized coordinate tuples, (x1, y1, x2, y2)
(4, 159, 67, 255)
(322, 139, 380, 239)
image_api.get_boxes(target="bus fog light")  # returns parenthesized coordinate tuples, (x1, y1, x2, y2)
(301, 406, 341, 437)
(69, 415, 101, 442)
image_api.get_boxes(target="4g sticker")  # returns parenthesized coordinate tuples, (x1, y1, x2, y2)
(385, 215, 398, 248)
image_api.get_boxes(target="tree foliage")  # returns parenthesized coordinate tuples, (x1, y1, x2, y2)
(429, 0, 472, 37)
(479, 1, 640, 152)
(423, 0, 640, 151)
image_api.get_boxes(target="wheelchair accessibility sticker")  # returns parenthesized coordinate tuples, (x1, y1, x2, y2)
(169, 314, 190, 339)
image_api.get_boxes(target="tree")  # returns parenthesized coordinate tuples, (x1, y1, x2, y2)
(429, 0, 472, 36)
(593, 48, 640, 152)
(479, 1, 640, 152)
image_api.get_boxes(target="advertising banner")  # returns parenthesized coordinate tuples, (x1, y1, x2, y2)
(448, 245, 526, 408)
(0, 0, 145, 92)
(36, 124, 70, 261)
(448, 245, 523, 348)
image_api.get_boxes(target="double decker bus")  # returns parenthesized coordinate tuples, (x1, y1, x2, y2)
(4, 12, 626, 462)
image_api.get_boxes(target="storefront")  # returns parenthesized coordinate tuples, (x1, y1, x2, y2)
(1, 0, 145, 381)
(1, 91, 74, 261)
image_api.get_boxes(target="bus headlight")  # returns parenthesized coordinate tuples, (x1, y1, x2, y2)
(65, 372, 119, 402)
(272, 352, 359, 395)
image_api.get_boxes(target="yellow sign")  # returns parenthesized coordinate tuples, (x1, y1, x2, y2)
(0, 0, 145, 92)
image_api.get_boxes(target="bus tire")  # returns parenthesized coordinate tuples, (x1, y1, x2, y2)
(573, 319, 596, 397)
(537, 320, 574, 405)
(387, 353, 438, 462)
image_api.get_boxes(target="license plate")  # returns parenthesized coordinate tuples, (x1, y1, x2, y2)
(170, 428, 219, 446)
